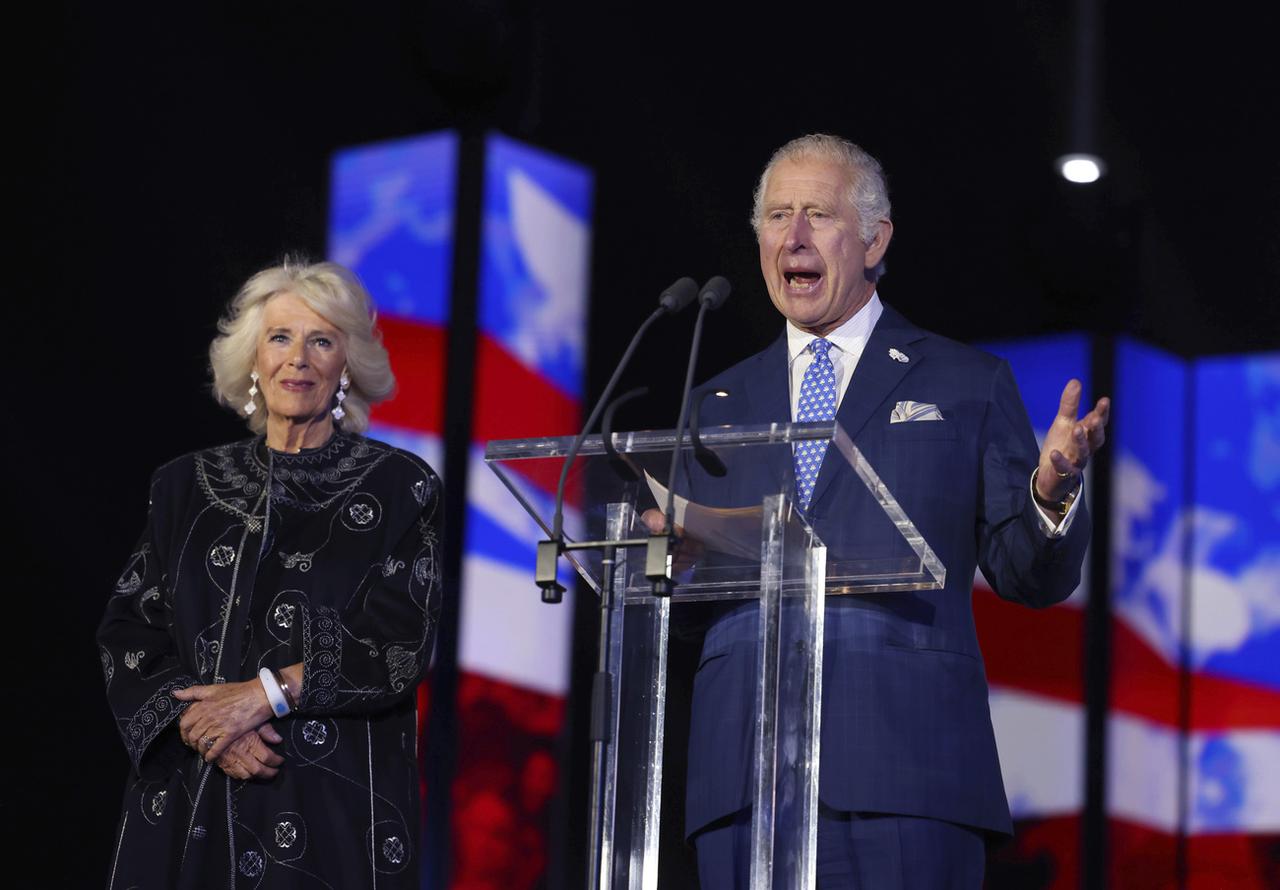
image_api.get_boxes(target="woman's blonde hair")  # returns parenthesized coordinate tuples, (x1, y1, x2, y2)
(209, 258, 395, 434)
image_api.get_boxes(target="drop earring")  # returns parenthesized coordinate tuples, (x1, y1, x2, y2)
(244, 370, 260, 415)
(332, 371, 350, 422)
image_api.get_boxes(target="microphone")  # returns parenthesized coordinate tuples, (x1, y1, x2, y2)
(660, 278, 699, 313)
(698, 275, 732, 310)
(649, 276, 733, 596)
(539, 277, 698, 602)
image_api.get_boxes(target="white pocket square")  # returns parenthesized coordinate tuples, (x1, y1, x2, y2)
(890, 400, 944, 423)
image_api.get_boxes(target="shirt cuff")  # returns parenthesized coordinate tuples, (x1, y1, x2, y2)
(1030, 471, 1083, 538)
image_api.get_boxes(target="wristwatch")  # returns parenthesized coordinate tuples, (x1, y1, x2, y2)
(1032, 467, 1080, 520)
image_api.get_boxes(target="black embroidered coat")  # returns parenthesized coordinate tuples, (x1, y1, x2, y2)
(98, 433, 442, 889)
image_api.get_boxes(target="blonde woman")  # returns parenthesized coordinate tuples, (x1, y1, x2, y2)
(99, 259, 442, 888)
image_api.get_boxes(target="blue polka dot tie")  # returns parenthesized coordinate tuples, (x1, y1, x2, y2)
(794, 338, 837, 511)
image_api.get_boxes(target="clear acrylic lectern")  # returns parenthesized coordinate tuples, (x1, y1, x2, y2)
(484, 422, 945, 890)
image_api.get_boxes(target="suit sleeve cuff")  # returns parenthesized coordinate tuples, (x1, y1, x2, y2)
(1029, 471, 1083, 538)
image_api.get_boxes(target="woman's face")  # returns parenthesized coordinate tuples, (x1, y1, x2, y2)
(255, 292, 348, 426)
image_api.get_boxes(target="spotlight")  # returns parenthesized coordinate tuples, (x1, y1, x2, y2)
(1056, 153, 1106, 184)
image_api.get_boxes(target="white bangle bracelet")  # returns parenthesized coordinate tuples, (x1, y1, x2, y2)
(259, 666, 291, 718)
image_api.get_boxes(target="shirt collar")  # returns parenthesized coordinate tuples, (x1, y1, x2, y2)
(785, 292, 883, 364)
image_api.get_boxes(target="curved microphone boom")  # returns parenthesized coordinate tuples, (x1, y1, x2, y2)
(538, 277, 698, 601)
(650, 276, 733, 596)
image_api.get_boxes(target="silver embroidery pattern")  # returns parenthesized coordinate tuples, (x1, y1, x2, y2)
(272, 812, 306, 860)
(274, 821, 296, 848)
(123, 677, 193, 767)
(382, 836, 404, 865)
(279, 551, 314, 572)
(417, 516, 437, 546)
(124, 650, 145, 671)
(413, 524, 441, 588)
(302, 721, 328, 746)
(150, 790, 167, 817)
(381, 557, 405, 578)
(341, 493, 384, 532)
(100, 646, 114, 686)
(192, 436, 397, 527)
(191, 826, 207, 840)
(386, 645, 418, 693)
(114, 544, 148, 595)
(116, 570, 143, 596)
(242, 436, 391, 513)
(193, 443, 263, 525)
(238, 850, 264, 878)
(209, 545, 236, 568)
(299, 606, 341, 710)
(194, 636, 220, 678)
(273, 603, 295, 629)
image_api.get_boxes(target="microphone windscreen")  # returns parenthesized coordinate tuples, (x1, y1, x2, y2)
(699, 276, 733, 309)
(658, 277, 699, 313)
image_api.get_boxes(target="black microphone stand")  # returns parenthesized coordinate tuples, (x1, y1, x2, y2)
(532, 278, 697, 889)
(647, 276, 732, 596)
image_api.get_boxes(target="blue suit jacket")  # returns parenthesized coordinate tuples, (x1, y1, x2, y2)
(682, 304, 1089, 837)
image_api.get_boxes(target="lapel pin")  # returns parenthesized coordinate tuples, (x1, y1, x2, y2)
(888, 348, 909, 363)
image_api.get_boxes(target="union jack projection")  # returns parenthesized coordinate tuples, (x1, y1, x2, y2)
(1108, 342, 1280, 888)
(330, 130, 592, 889)
(450, 135, 592, 890)
(976, 335, 1094, 887)
(974, 337, 1280, 887)
(328, 130, 456, 471)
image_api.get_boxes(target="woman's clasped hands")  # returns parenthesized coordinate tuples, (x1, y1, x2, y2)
(173, 680, 284, 781)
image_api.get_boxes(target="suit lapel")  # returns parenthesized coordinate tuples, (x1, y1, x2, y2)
(808, 304, 928, 509)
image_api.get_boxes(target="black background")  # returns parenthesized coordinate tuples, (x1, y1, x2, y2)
(14, 2, 1279, 885)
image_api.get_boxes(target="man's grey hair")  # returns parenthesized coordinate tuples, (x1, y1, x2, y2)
(751, 134, 892, 279)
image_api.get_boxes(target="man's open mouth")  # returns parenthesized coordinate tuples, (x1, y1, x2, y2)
(784, 271, 822, 291)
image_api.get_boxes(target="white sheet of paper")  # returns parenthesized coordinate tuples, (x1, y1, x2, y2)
(642, 470, 765, 560)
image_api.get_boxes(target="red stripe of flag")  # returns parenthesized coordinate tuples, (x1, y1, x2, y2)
(472, 333, 580, 442)
(472, 333, 581, 500)
(1109, 818, 1280, 889)
(976, 586, 1280, 731)
(974, 587, 1085, 705)
(1110, 615, 1280, 730)
(371, 315, 446, 434)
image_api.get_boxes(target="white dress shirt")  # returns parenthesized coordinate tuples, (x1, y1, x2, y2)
(783, 291, 1079, 537)
(785, 293, 883, 419)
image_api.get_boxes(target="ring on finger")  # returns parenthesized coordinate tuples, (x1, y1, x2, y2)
(201, 735, 217, 751)
(1056, 470, 1072, 478)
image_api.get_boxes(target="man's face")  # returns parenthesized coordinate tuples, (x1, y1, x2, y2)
(757, 158, 891, 336)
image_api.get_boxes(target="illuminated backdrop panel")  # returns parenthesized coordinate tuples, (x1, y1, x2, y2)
(1109, 341, 1280, 887)
(328, 131, 458, 470)
(976, 334, 1092, 888)
(451, 133, 593, 890)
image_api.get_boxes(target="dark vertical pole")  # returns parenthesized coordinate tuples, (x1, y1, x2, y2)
(1072, 0, 1101, 152)
(422, 129, 486, 890)
(1082, 335, 1115, 889)
(1174, 368, 1197, 889)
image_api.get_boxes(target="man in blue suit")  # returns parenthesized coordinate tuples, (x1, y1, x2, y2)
(677, 135, 1111, 888)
